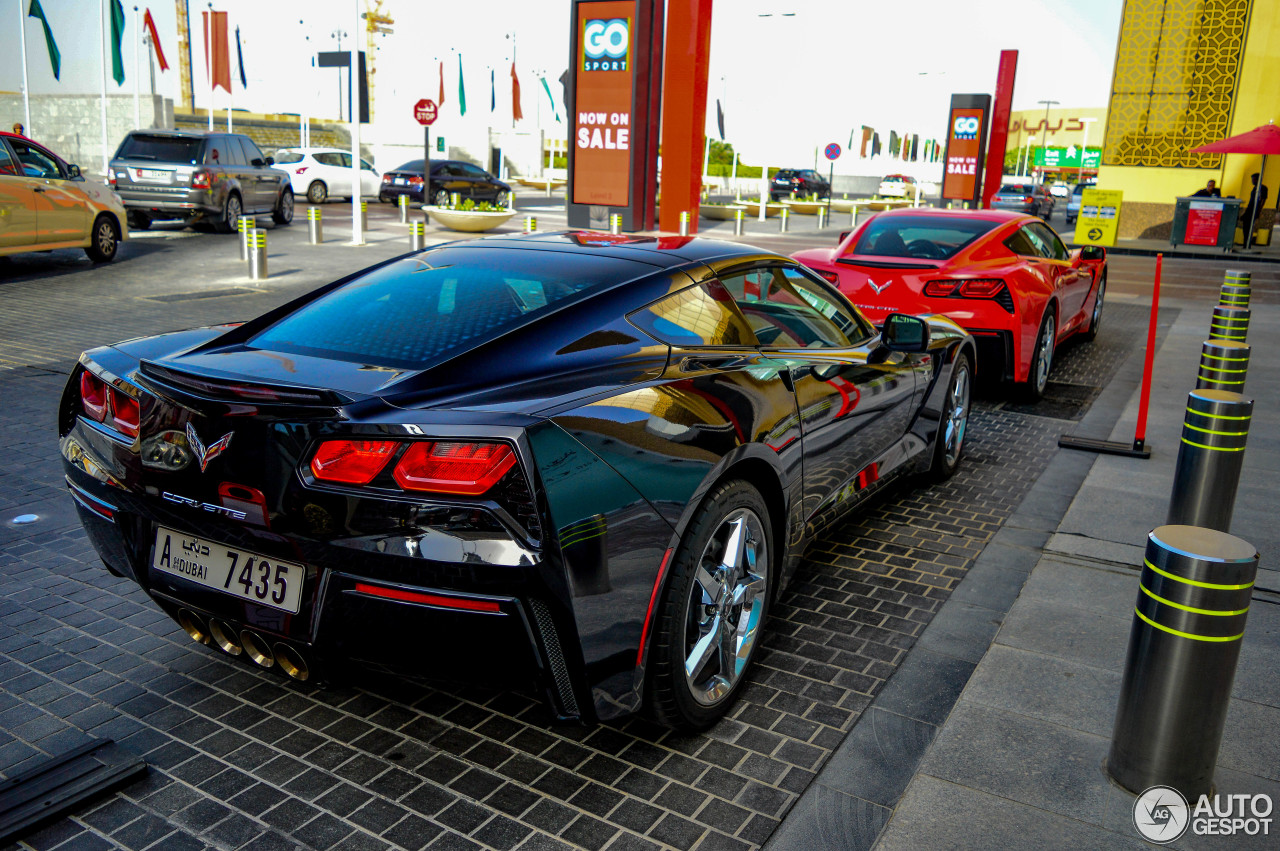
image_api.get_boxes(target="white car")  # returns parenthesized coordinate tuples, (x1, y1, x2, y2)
(1049, 182, 1070, 198)
(878, 174, 917, 198)
(273, 148, 380, 204)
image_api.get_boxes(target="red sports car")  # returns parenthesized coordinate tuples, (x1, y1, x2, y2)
(793, 208, 1106, 399)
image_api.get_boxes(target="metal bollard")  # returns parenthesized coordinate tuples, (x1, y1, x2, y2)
(817, 207, 827, 230)
(450, 192, 461, 208)
(734, 209, 744, 236)
(409, 221, 425, 251)
(679, 211, 690, 236)
(1107, 525, 1259, 798)
(307, 207, 322, 244)
(1208, 305, 1249, 342)
(524, 215, 537, 233)
(779, 208, 789, 233)
(398, 194, 409, 224)
(247, 228, 267, 280)
(609, 213, 622, 235)
(1195, 339, 1249, 393)
(1166, 389, 1252, 531)
(237, 215, 256, 261)
(360, 200, 368, 231)
(1220, 269, 1251, 308)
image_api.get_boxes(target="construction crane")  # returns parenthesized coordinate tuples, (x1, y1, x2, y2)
(177, 0, 193, 110)
(363, 0, 394, 122)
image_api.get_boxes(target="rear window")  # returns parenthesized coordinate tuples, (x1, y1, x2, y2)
(999, 184, 1034, 194)
(115, 134, 203, 163)
(1073, 183, 1093, 196)
(848, 216, 998, 260)
(249, 248, 653, 369)
(394, 159, 425, 172)
(275, 151, 305, 164)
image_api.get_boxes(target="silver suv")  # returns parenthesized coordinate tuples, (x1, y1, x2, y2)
(110, 130, 293, 232)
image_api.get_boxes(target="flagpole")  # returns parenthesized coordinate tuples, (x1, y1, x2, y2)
(206, 3, 214, 131)
(133, 6, 140, 129)
(100, 0, 110, 175)
(18, 1, 32, 134)
(349, 0, 362, 245)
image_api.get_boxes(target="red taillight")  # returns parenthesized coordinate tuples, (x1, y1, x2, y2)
(353, 582, 502, 612)
(394, 442, 516, 495)
(80, 371, 109, 421)
(815, 269, 840, 285)
(1023, 195, 1034, 203)
(109, 388, 140, 438)
(382, 174, 393, 184)
(924, 280, 958, 297)
(958, 279, 1006, 298)
(192, 170, 212, 190)
(408, 175, 424, 186)
(310, 440, 397, 485)
(108, 172, 117, 188)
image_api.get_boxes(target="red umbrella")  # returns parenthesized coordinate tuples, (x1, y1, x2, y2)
(1192, 122, 1280, 249)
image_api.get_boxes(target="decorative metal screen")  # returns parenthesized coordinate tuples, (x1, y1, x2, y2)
(1104, 0, 1253, 168)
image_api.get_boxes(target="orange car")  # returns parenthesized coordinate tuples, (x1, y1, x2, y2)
(0, 131, 128, 262)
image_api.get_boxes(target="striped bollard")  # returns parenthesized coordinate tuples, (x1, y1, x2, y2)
(398, 194, 409, 224)
(779, 208, 789, 233)
(817, 207, 828, 230)
(360, 200, 368, 231)
(1195, 340, 1249, 393)
(1107, 525, 1258, 798)
(306, 207, 322, 244)
(678, 211, 690, 236)
(450, 192, 461, 208)
(237, 215, 256, 261)
(524, 215, 537, 233)
(409, 221, 425, 251)
(609, 213, 623, 235)
(1208, 305, 1249, 342)
(247, 228, 268, 280)
(1219, 269, 1251, 308)
(734, 209, 744, 236)
(1166, 389, 1252, 531)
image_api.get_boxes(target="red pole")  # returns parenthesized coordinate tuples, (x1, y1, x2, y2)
(1133, 253, 1162, 451)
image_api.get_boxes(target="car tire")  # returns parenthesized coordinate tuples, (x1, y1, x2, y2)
(1083, 272, 1106, 342)
(495, 189, 511, 208)
(1022, 305, 1057, 401)
(273, 188, 294, 225)
(218, 193, 242, 234)
(306, 181, 328, 204)
(85, 214, 120, 263)
(929, 353, 972, 480)
(126, 211, 151, 231)
(647, 479, 772, 731)
(432, 189, 450, 206)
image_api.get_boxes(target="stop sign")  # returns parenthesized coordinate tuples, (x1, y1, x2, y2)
(414, 99, 438, 126)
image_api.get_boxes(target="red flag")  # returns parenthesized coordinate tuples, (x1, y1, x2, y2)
(143, 9, 169, 71)
(511, 60, 523, 122)
(202, 11, 231, 93)
(438, 60, 446, 108)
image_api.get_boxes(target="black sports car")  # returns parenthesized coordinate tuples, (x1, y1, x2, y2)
(60, 232, 975, 729)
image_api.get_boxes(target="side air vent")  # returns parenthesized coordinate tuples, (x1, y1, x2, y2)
(528, 598, 579, 718)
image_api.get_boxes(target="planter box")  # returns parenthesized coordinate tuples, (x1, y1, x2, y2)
(781, 200, 829, 215)
(424, 206, 518, 233)
(700, 204, 747, 220)
(735, 200, 785, 218)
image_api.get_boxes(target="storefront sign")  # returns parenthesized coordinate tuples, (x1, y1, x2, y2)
(572, 2, 634, 207)
(1185, 201, 1224, 246)
(1074, 188, 1123, 247)
(941, 94, 990, 206)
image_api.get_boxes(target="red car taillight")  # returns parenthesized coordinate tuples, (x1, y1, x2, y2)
(408, 176, 424, 187)
(925, 279, 1006, 298)
(381, 174, 393, 184)
(79, 370, 142, 439)
(310, 439, 397, 485)
(394, 442, 517, 495)
(814, 270, 840, 285)
(80, 371, 109, 421)
(192, 170, 212, 190)
(109, 388, 140, 438)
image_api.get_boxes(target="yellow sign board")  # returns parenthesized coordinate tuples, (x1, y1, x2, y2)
(1074, 189, 1123, 247)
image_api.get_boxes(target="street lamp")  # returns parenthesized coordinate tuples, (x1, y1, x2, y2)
(331, 29, 348, 120)
(1020, 135, 1035, 178)
(1077, 117, 1099, 182)
(1036, 99, 1059, 184)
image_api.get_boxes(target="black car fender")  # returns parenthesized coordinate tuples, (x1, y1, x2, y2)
(907, 316, 976, 470)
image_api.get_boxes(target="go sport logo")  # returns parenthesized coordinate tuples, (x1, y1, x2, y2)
(1133, 786, 1273, 844)
(583, 18, 629, 71)
(952, 114, 980, 140)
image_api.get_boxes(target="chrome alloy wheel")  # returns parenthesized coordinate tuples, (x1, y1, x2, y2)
(94, 220, 115, 256)
(1092, 278, 1105, 328)
(1034, 317, 1054, 394)
(684, 507, 768, 706)
(942, 362, 970, 468)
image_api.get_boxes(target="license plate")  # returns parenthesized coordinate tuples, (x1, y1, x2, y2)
(134, 168, 170, 183)
(152, 525, 304, 613)
(396, 177, 407, 185)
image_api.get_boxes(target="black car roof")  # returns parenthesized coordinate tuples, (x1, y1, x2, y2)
(470, 231, 781, 267)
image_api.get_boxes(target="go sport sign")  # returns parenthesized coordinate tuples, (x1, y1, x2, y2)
(572, 1, 637, 208)
(942, 93, 991, 206)
(583, 18, 629, 70)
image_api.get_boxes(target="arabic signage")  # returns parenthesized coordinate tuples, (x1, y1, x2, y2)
(1033, 147, 1102, 169)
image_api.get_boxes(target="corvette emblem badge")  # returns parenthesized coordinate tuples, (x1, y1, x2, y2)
(186, 422, 234, 472)
(868, 278, 891, 294)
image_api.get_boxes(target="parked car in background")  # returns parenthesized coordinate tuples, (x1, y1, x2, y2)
(1065, 181, 1095, 225)
(990, 182, 1054, 219)
(0, 131, 127, 262)
(770, 168, 831, 201)
(109, 130, 293, 233)
(378, 159, 512, 207)
(793, 208, 1107, 401)
(1049, 182, 1070, 198)
(878, 174, 918, 198)
(274, 148, 380, 204)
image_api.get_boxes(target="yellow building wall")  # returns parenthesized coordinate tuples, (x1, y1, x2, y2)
(1097, 0, 1280, 237)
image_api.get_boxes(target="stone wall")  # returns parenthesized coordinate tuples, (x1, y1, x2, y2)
(1119, 201, 1276, 241)
(0, 94, 173, 179)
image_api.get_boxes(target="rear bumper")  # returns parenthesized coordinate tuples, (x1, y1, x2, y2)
(117, 188, 218, 219)
(379, 184, 424, 202)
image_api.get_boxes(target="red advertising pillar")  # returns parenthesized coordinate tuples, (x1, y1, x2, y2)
(658, 0, 713, 234)
(982, 50, 1018, 209)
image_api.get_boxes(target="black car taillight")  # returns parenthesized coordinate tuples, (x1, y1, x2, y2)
(79, 368, 143, 439)
(308, 439, 518, 497)
(310, 439, 398, 485)
(408, 176, 424, 186)
(80, 371, 109, 421)
(109, 388, 140, 438)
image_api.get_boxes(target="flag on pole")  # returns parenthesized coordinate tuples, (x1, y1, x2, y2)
(438, 59, 445, 108)
(490, 68, 495, 112)
(235, 26, 246, 88)
(202, 11, 231, 93)
(540, 77, 560, 123)
(143, 8, 168, 71)
(511, 59, 523, 122)
(716, 99, 725, 141)
(457, 53, 466, 116)
(27, 0, 61, 80)
(109, 0, 126, 85)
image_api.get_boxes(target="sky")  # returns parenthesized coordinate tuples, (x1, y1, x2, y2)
(2, 0, 1125, 164)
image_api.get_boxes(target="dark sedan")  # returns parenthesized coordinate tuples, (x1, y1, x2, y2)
(770, 168, 831, 201)
(60, 233, 974, 729)
(991, 182, 1054, 219)
(379, 159, 512, 207)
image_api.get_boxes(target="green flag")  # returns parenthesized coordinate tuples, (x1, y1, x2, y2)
(457, 53, 466, 116)
(109, 0, 126, 85)
(27, 0, 62, 80)
(539, 77, 561, 123)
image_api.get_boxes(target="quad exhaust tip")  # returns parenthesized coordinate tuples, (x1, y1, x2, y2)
(274, 643, 310, 681)
(209, 619, 242, 656)
(177, 609, 210, 645)
(240, 630, 275, 669)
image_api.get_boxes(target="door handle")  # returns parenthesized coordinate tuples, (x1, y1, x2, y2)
(33, 186, 47, 193)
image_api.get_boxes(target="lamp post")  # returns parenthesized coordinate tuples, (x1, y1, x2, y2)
(1036, 99, 1059, 184)
(331, 29, 348, 120)
(1020, 135, 1035, 178)
(1077, 117, 1098, 182)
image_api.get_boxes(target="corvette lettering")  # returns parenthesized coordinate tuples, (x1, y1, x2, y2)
(162, 492, 248, 521)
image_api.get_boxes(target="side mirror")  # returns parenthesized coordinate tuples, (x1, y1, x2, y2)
(1080, 245, 1105, 261)
(881, 313, 929, 353)
(251, 158, 265, 167)
(67, 163, 82, 179)
(838, 230, 851, 243)
(265, 156, 275, 166)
